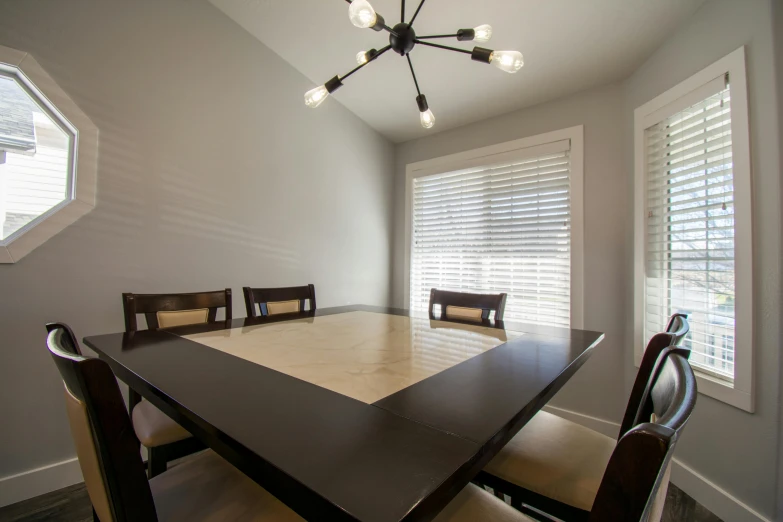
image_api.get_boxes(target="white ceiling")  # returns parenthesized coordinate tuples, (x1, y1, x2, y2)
(210, 0, 705, 143)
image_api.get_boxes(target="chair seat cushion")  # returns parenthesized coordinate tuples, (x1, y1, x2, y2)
(445, 305, 484, 320)
(132, 400, 192, 447)
(433, 484, 532, 522)
(484, 411, 616, 511)
(267, 300, 301, 315)
(150, 450, 303, 521)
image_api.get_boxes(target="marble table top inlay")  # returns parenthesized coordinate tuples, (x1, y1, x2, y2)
(185, 311, 525, 404)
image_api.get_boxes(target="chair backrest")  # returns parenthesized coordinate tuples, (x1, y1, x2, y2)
(428, 288, 508, 321)
(590, 349, 697, 522)
(46, 325, 158, 522)
(122, 289, 232, 332)
(619, 314, 690, 437)
(242, 284, 316, 317)
(46, 322, 82, 355)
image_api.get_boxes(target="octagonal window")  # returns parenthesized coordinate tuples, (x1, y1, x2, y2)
(0, 45, 98, 263)
(0, 74, 75, 241)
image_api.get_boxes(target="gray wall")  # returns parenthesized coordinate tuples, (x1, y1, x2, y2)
(772, 0, 783, 519)
(393, 0, 781, 518)
(393, 83, 631, 422)
(0, 0, 394, 478)
(624, 0, 781, 517)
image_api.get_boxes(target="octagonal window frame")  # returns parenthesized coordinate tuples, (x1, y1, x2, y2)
(0, 45, 98, 263)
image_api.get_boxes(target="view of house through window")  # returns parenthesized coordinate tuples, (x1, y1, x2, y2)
(409, 144, 573, 328)
(644, 79, 735, 380)
(0, 75, 71, 242)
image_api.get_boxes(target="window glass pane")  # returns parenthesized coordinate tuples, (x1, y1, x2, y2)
(644, 85, 735, 380)
(410, 150, 572, 327)
(0, 75, 71, 241)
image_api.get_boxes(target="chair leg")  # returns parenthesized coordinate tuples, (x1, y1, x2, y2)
(93, 507, 99, 521)
(147, 446, 167, 478)
(128, 388, 142, 413)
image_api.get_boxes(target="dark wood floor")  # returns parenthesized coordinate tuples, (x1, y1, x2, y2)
(0, 480, 722, 522)
(662, 483, 724, 522)
(0, 483, 92, 522)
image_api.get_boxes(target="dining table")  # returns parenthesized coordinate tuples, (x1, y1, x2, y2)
(83, 304, 604, 522)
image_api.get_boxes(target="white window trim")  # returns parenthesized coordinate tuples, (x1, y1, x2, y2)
(633, 47, 754, 412)
(0, 45, 98, 263)
(404, 126, 585, 329)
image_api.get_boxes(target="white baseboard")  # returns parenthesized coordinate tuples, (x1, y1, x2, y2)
(542, 405, 772, 522)
(0, 458, 83, 508)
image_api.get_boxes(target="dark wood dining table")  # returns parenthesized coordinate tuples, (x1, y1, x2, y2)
(83, 305, 604, 522)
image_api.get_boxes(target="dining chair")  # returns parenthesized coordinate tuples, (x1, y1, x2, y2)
(121, 289, 232, 477)
(478, 314, 693, 522)
(46, 323, 537, 522)
(243, 284, 316, 317)
(46, 323, 303, 522)
(428, 288, 508, 321)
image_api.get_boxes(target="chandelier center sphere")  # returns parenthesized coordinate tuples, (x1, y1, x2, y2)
(390, 23, 416, 56)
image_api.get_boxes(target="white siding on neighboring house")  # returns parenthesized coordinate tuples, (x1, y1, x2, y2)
(1, 111, 69, 240)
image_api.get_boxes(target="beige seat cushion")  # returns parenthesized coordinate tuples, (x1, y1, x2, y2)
(267, 300, 300, 315)
(433, 484, 532, 522)
(445, 305, 483, 320)
(63, 385, 114, 522)
(132, 400, 191, 448)
(484, 411, 615, 511)
(150, 450, 303, 522)
(157, 309, 209, 329)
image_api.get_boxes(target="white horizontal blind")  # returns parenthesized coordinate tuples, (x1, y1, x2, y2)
(410, 144, 572, 327)
(644, 75, 735, 380)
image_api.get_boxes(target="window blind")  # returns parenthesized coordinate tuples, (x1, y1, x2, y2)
(410, 142, 572, 327)
(644, 75, 735, 380)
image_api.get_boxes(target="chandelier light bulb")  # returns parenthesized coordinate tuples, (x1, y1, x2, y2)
(420, 109, 435, 128)
(304, 85, 330, 108)
(356, 51, 369, 65)
(348, 0, 377, 29)
(490, 50, 524, 73)
(472, 24, 493, 43)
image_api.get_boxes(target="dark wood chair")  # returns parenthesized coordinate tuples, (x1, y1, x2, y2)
(45, 323, 535, 522)
(121, 289, 232, 477)
(45, 323, 304, 522)
(478, 314, 693, 522)
(428, 288, 508, 321)
(243, 284, 316, 318)
(122, 289, 232, 332)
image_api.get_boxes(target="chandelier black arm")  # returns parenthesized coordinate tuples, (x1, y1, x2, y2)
(416, 34, 460, 40)
(408, 0, 426, 25)
(401, 0, 405, 23)
(414, 40, 473, 55)
(340, 45, 392, 81)
(406, 55, 421, 96)
(381, 24, 399, 37)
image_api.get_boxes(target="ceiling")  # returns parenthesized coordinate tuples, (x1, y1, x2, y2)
(210, 0, 706, 143)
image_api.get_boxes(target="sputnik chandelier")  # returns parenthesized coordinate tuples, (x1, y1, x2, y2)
(304, 0, 524, 129)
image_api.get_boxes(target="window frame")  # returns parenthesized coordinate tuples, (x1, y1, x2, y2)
(404, 126, 585, 329)
(0, 45, 98, 263)
(633, 47, 754, 412)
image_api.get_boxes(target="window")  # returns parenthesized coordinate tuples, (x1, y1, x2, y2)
(0, 76, 73, 240)
(405, 127, 584, 328)
(634, 47, 753, 411)
(0, 45, 98, 263)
